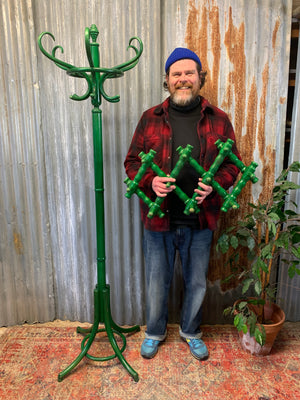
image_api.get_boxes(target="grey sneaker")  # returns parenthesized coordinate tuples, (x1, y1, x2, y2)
(141, 338, 160, 359)
(185, 338, 209, 360)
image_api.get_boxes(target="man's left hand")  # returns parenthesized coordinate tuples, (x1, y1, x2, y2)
(194, 178, 213, 205)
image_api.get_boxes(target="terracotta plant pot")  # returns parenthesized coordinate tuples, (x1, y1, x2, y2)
(236, 301, 285, 356)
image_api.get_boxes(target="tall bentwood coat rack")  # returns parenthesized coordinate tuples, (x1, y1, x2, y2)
(38, 24, 143, 382)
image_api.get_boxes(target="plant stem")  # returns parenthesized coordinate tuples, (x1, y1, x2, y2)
(265, 225, 281, 288)
(257, 221, 264, 323)
(261, 222, 269, 299)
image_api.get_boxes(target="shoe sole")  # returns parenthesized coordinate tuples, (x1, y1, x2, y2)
(190, 351, 209, 361)
(141, 348, 158, 359)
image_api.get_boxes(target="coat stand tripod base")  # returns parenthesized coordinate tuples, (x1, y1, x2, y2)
(58, 284, 140, 382)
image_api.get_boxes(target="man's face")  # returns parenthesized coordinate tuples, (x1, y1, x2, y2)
(166, 59, 201, 106)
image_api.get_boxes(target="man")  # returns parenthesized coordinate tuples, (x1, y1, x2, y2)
(124, 47, 240, 360)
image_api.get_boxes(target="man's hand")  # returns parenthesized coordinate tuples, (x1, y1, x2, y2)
(152, 176, 176, 197)
(194, 178, 213, 205)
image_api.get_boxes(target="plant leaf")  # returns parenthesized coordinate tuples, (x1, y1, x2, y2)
(233, 314, 242, 329)
(254, 326, 265, 346)
(257, 257, 269, 273)
(242, 324, 248, 334)
(276, 232, 290, 249)
(254, 280, 262, 296)
(261, 243, 273, 259)
(268, 221, 277, 238)
(268, 212, 280, 222)
(278, 181, 300, 191)
(292, 233, 300, 244)
(236, 228, 249, 237)
(289, 161, 300, 172)
(242, 278, 254, 294)
(217, 234, 229, 254)
(248, 312, 257, 336)
(291, 246, 300, 258)
(234, 314, 247, 333)
(285, 209, 298, 217)
(247, 236, 256, 251)
(237, 301, 248, 311)
(230, 235, 239, 249)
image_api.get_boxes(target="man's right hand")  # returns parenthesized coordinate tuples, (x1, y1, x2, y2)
(152, 176, 176, 197)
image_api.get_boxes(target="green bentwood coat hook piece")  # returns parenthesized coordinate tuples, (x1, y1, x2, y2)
(125, 139, 259, 218)
(38, 25, 143, 382)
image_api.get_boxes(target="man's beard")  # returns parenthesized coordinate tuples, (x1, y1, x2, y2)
(169, 85, 200, 107)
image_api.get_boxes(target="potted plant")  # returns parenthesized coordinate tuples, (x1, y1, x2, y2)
(217, 161, 300, 355)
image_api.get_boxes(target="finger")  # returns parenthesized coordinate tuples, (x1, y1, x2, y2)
(197, 181, 209, 190)
(194, 188, 206, 196)
(162, 177, 176, 183)
(195, 196, 204, 205)
(197, 181, 212, 194)
(153, 183, 175, 197)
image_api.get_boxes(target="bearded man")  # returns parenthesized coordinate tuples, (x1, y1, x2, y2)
(124, 48, 241, 360)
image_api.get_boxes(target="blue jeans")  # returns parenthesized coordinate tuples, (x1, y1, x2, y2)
(143, 227, 213, 341)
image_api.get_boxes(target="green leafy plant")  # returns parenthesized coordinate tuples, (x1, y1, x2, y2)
(217, 161, 300, 346)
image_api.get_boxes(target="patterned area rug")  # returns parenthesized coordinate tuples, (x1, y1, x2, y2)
(0, 322, 299, 400)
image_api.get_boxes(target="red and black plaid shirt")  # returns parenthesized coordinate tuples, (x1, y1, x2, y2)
(124, 96, 241, 231)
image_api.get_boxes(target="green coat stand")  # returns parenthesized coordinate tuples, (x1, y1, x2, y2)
(38, 24, 143, 382)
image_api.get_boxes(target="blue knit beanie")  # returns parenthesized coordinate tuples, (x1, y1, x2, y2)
(165, 48, 202, 73)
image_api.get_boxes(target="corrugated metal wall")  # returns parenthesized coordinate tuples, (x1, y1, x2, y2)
(0, 0, 295, 327)
(0, 0, 55, 325)
(277, 21, 300, 321)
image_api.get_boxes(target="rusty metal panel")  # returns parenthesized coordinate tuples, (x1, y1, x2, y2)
(0, 0, 293, 327)
(161, 0, 293, 322)
(164, 0, 291, 196)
